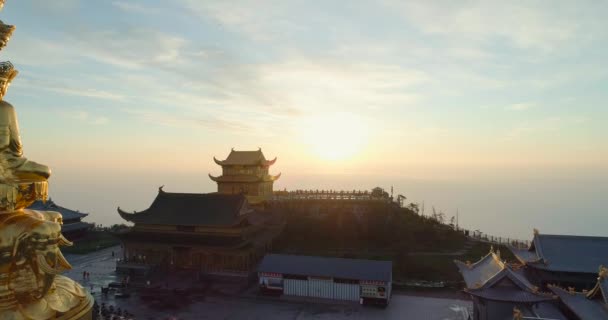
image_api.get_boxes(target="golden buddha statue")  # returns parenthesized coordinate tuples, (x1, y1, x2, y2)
(0, 62, 51, 183)
(0, 2, 93, 319)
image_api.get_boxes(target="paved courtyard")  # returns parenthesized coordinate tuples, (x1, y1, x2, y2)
(64, 246, 472, 320)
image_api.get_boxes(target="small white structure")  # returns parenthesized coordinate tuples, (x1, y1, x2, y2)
(258, 254, 392, 306)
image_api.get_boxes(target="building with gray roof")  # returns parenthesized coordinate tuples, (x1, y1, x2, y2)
(28, 199, 92, 239)
(455, 248, 567, 320)
(509, 229, 608, 289)
(548, 266, 608, 320)
(116, 187, 283, 279)
(258, 254, 392, 305)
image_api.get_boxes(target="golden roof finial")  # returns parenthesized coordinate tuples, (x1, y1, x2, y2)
(533, 228, 539, 236)
(599, 265, 608, 279)
(513, 307, 523, 320)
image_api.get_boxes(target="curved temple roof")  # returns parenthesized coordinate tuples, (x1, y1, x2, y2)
(28, 199, 88, 220)
(208, 173, 281, 183)
(117, 188, 249, 227)
(455, 250, 555, 304)
(549, 269, 608, 320)
(509, 230, 608, 274)
(213, 148, 277, 166)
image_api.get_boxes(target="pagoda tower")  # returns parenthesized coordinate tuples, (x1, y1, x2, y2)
(0, 1, 93, 319)
(209, 148, 280, 204)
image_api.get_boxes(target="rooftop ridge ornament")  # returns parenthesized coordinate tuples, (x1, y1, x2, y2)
(0, 21, 14, 51)
(0, 1, 93, 319)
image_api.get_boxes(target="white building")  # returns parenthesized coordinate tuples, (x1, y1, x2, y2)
(258, 254, 392, 306)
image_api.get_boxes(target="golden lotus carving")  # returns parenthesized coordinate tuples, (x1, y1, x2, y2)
(0, 1, 93, 319)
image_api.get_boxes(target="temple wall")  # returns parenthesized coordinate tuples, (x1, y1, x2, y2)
(222, 166, 267, 176)
(120, 240, 269, 274)
(218, 182, 259, 195)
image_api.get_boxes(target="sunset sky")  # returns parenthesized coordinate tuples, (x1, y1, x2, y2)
(2, 1, 607, 238)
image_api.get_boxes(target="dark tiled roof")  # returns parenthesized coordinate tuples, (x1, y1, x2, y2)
(550, 285, 608, 320)
(118, 190, 248, 226)
(258, 254, 392, 282)
(61, 221, 92, 233)
(454, 252, 504, 288)
(525, 303, 568, 320)
(28, 199, 88, 220)
(511, 233, 608, 273)
(466, 287, 554, 303)
(214, 149, 276, 166)
(208, 174, 277, 182)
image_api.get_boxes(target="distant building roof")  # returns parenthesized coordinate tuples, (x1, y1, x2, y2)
(548, 266, 608, 319)
(454, 251, 505, 288)
(213, 148, 277, 166)
(28, 199, 88, 221)
(208, 173, 281, 183)
(550, 286, 608, 319)
(510, 231, 608, 274)
(117, 188, 250, 227)
(455, 250, 556, 304)
(61, 221, 93, 233)
(258, 254, 392, 282)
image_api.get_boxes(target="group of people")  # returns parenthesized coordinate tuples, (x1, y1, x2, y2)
(93, 302, 134, 320)
(83, 271, 92, 280)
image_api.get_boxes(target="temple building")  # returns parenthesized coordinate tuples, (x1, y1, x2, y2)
(209, 148, 280, 205)
(549, 266, 608, 320)
(455, 248, 567, 320)
(116, 187, 283, 279)
(509, 229, 608, 290)
(28, 199, 92, 240)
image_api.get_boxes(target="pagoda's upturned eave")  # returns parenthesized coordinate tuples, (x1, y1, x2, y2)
(208, 174, 280, 183)
(117, 206, 147, 223)
(212, 156, 277, 167)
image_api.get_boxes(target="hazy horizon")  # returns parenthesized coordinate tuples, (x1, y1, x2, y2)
(45, 163, 607, 241)
(2, 1, 606, 241)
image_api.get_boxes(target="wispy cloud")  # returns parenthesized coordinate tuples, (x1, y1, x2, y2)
(111, 1, 162, 15)
(13, 75, 126, 101)
(63, 110, 109, 125)
(384, 1, 587, 52)
(123, 109, 252, 133)
(506, 116, 588, 140)
(506, 103, 535, 111)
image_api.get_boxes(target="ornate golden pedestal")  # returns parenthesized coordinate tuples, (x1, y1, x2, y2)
(0, 1, 93, 319)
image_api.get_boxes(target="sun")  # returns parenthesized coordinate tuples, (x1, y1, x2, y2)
(298, 112, 368, 161)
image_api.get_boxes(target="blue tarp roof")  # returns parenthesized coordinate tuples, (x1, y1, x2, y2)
(258, 254, 392, 282)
